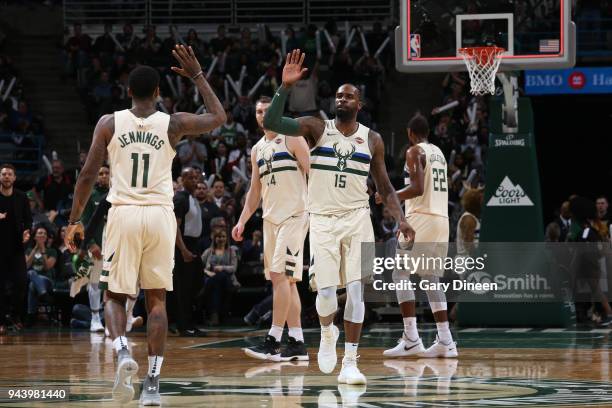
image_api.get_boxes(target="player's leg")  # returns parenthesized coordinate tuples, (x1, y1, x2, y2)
(138, 205, 177, 405)
(282, 282, 308, 361)
(311, 214, 342, 373)
(88, 256, 104, 332)
(103, 206, 142, 403)
(383, 262, 425, 357)
(140, 288, 167, 406)
(418, 218, 457, 358)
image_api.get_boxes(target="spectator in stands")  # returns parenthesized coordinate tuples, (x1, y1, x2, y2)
(241, 230, 263, 263)
(555, 201, 572, 242)
(210, 25, 231, 55)
(232, 96, 257, 135)
(139, 25, 163, 66)
(93, 24, 116, 65)
(177, 135, 208, 172)
(173, 168, 204, 337)
(211, 179, 231, 208)
(0, 164, 31, 334)
(288, 60, 318, 116)
(211, 109, 245, 148)
(195, 181, 222, 250)
(25, 225, 57, 324)
(93, 71, 113, 115)
(201, 228, 240, 325)
(34, 159, 73, 213)
(64, 23, 92, 78)
(9, 101, 34, 134)
(596, 196, 609, 225)
(117, 23, 138, 56)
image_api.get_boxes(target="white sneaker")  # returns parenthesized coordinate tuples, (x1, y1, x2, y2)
(418, 336, 458, 358)
(126, 315, 143, 333)
(90, 316, 104, 333)
(337, 356, 367, 385)
(383, 333, 425, 357)
(317, 324, 339, 374)
(112, 349, 138, 403)
(317, 389, 338, 407)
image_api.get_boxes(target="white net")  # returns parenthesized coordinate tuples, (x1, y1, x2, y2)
(458, 47, 505, 96)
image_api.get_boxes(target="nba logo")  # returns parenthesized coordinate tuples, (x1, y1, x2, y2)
(410, 34, 421, 58)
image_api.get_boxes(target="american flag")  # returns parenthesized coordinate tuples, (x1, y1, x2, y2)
(539, 39, 560, 53)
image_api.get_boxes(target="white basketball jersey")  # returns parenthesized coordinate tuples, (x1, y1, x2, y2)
(106, 109, 175, 207)
(404, 142, 448, 218)
(254, 134, 307, 225)
(456, 211, 480, 255)
(308, 120, 371, 215)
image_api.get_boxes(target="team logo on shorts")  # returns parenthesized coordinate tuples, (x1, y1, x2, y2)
(332, 143, 356, 171)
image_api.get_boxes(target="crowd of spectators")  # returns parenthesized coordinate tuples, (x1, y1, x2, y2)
(0, 26, 44, 173)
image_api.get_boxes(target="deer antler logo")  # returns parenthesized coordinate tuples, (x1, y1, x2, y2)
(332, 143, 356, 171)
(262, 149, 275, 174)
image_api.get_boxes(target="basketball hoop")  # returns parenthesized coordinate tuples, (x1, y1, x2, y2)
(458, 46, 505, 95)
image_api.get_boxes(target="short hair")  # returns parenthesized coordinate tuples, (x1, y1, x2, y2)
(0, 163, 16, 173)
(100, 163, 110, 170)
(128, 66, 160, 99)
(256, 96, 272, 105)
(338, 83, 361, 100)
(407, 113, 429, 137)
(213, 179, 224, 187)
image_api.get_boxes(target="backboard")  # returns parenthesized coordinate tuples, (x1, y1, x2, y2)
(395, 0, 576, 73)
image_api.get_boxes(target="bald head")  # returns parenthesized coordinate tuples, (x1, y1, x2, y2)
(181, 167, 198, 193)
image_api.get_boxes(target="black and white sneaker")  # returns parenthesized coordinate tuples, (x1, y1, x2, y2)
(281, 337, 309, 361)
(244, 335, 282, 361)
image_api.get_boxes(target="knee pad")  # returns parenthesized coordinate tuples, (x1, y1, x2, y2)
(422, 275, 447, 312)
(315, 286, 338, 317)
(396, 287, 415, 304)
(343, 281, 365, 324)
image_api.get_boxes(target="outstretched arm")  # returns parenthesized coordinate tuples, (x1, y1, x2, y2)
(168, 44, 227, 148)
(263, 49, 325, 147)
(369, 130, 415, 243)
(397, 147, 424, 201)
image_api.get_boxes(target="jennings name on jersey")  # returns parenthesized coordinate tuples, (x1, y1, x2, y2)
(106, 109, 175, 207)
(404, 142, 448, 218)
(253, 134, 307, 225)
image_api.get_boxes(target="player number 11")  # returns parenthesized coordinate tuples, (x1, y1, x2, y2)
(130, 153, 150, 188)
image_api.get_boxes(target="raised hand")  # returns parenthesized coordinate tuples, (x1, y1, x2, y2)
(282, 49, 308, 87)
(171, 44, 203, 78)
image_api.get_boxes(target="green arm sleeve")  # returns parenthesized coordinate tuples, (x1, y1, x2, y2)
(262, 85, 301, 135)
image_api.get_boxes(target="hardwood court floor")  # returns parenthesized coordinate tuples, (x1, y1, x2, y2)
(0, 325, 611, 407)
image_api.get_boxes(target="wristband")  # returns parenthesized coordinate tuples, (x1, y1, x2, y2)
(192, 71, 204, 80)
(69, 219, 82, 226)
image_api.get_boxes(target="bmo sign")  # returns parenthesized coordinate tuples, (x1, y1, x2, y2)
(525, 67, 612, 95)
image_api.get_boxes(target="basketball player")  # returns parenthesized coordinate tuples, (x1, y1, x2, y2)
(233, 96, 310, 362)
(65, 44, 226, 405)
(383, 113, 458, 359)
(264, 50, 415, 384)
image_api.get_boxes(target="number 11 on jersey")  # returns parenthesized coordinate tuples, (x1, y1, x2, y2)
(131, 153, 150, 188)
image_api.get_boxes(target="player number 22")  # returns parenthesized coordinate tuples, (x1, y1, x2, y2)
(432, 168, 447, 192)
(130, 153, 150, 188)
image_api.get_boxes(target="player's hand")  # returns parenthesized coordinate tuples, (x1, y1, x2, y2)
(231, 222, 245, 242)
(171, 44, 202, 78)
(181, 249, 197, 263)
(374, 192, 383, 205)
(89, 243, 103, 260)
(282, 49, 308, 87)
(65, 222, 85, 253)
(398, 220, 416, 244)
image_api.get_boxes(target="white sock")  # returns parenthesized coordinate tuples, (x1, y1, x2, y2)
(403, 317, 419, 340)
(436, 321, 453, 344)
(268, 325, 283, 342)
(344, 342, 358, 358)
(91, 310, 100, 320)
(321, 323, 332, 334)
(126, 297, 136, 318)
(148, 355, 163, 377)
(288, 327, 304, 342)
(113, 336, 129, 352)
